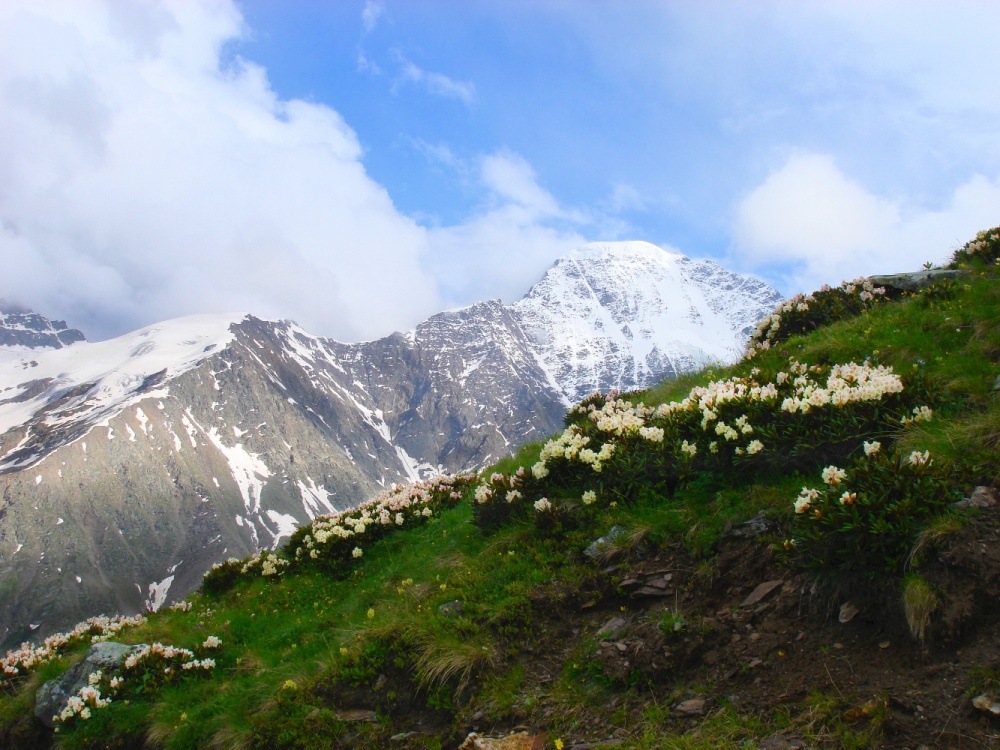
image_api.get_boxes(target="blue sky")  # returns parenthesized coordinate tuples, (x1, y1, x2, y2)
(0, 1, 998, 341)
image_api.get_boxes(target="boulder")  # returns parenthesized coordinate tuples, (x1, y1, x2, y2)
(35, 642, 143, 727)
(868, 269, 964, 292)
(583, 526, 628, 560)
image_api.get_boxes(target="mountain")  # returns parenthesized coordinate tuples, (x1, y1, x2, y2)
(512, 241, 782, 402)
(0, 244, 779, 645)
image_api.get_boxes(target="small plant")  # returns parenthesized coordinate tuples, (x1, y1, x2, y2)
(657, 608, 686, 637)
(902, 573, 939, 643)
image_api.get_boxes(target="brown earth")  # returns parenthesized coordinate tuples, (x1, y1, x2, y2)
(436, 505, 1000, 749)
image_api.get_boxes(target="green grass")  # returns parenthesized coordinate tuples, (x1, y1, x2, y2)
(5, 245, 1000, 749)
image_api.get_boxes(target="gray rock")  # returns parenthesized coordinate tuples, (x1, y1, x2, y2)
(952, 486, 998, 510)
(727, 511, 771, 538)
(438, 600, 464, 617)
(584, 526, 628, 560)
(739, 579, 783, 608)
(596, 616, 626, 637)
(674, 698, 706, 715)
(868, 269, 964, 292)
(35, 642, 143, 727)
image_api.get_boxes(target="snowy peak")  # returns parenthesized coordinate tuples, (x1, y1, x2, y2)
(511, 241, 781, 402)
(563, 240, 685, 264)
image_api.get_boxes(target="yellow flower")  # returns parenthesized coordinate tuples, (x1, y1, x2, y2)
(366, 608, 375, 619)
(555, 741, 564, 750)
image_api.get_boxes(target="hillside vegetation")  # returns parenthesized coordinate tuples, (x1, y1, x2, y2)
(3, 227, 1000, 749)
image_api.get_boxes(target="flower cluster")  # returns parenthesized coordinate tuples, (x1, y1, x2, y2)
(54, 674, 112, 724)
(901, 405, 934, 426)
(950, 226, 1000, 267)
(745, 278, 891, 358)
(2, 614, 146, 687)
(241, 551, 289, 577)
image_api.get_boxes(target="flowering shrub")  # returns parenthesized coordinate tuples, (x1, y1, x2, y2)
(745, 277, 898, 358)
(52, 637, 223, 727)
(202, 473, 475, 595)
(285, 472, 474, 573)
(1, 614, 146, 688)
(471, 358, 932, 533)
(786, 445, 967, 580)
(949, 226, 1000, 267)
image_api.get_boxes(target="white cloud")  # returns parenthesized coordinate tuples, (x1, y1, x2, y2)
(732, 153, 1000, 294)
(0, 0, 441, 341)
(425, 151, 588, 304)
(394, 52, 476, 105)
(361, 1, 383, 34)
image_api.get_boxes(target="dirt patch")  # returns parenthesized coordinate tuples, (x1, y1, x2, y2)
(453, 506, 1000, 748)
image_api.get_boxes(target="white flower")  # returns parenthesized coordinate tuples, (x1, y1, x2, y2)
(839, 491, 857, 505)
(203, 636, 222, 649)
(908, 450, 930, 466)
(746, 440, 763, 455)
(474, 484, 493, 504)
(863, 440, 881, 456)
(821, 466, 847, 485)
(581, 490, 597, 505)
(505, 489, 522, 503)
(638, 426, 664, 442)
(531, 462, 549, 479)
(534, 497, 553, 512)
(352, 547, 363, 558)
(680, 440, 697, 457)
(794, 487, 820, 514)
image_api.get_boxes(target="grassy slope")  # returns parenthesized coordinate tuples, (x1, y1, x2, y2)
(4, 249, 1000, 750)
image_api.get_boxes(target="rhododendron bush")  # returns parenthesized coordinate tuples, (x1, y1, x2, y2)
(471, 357, 935, 533)
(202, 473, 475, 595)
(786, 445, 967, 579)
(52, 637, 223, 727)
(1, 615, 146, 689)
(745, 276, 899, 358)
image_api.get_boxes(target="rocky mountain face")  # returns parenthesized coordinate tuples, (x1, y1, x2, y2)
(0, 244, 779, 645)
(0, 302, 86, 349)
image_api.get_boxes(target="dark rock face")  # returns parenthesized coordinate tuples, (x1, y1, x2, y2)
(0, 306, 86, 349)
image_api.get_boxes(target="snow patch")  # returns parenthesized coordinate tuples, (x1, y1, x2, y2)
(141, 575, 175, 612)
(297, 477, 337, 520)
(265, 509, 299, 548)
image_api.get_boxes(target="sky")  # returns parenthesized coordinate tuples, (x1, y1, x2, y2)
(1, 1, 998, 342)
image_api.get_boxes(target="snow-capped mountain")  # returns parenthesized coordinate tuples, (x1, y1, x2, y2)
(512, 241, 782, 403)
(0, 242, 779, 645)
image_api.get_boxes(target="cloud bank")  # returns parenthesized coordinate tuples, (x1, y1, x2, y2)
(733, 154, 1000, 293)
(0, 0, 443, 341)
